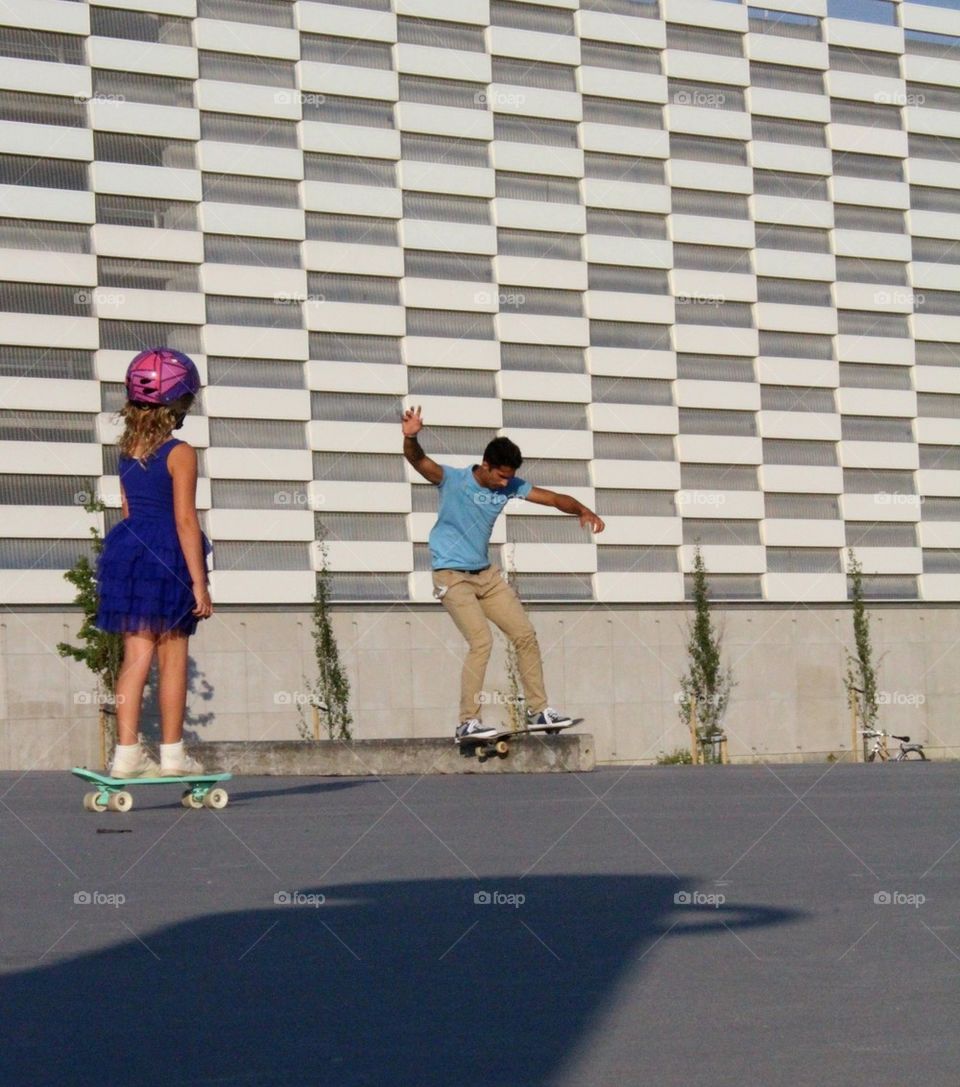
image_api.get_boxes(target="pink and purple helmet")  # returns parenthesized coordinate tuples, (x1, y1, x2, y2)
(125, 348, 201, 406)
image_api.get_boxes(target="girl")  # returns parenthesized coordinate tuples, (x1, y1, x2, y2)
(95, 348, 213, 778)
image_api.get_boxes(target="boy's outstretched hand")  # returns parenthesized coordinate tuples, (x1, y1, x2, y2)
(579, 510, 605, 533)
(402, 405, 424, 437)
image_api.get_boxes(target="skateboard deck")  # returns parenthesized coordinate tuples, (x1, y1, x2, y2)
(71, 767, 232, 813)
(457, 719, 584, 757)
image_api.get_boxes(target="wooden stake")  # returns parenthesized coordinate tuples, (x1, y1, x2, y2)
(849, 688, 859, 763)
(690, 696, 699, 764)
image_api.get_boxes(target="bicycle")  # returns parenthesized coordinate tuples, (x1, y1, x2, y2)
(859, 727, 928, 762)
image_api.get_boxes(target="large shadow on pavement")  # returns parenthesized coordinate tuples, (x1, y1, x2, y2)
(0, 875, 801, 1087)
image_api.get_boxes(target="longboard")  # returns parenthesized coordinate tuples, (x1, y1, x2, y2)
(457, 719, 584, 758)
(71, 767, 232, 813)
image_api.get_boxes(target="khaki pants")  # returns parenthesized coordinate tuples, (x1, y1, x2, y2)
(432, 565, 547, 723)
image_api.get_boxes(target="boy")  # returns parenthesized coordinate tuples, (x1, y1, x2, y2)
(402, 406, 605, 740)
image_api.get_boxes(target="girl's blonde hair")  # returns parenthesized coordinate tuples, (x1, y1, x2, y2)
(117, 394, 194, 464)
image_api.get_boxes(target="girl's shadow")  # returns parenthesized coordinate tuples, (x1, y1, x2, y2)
(139, 653, 214, 743)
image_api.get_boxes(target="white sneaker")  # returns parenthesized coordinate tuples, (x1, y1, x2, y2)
(109, 746, 160, 779)
(160, 752, 206, 777)
(526, 707, 574, 731)
(455, 718, 499, 741)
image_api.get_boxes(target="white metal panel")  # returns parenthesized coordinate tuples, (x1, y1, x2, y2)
(595, 572, 683, 602)
(679, 435, 762, 464)
(211, 571, 315, 604)
(204, 449, 313, 480)
(680, 544, 766, 573)
(204, 387, 309, 421)
(764, 573, 846, 602)
(206, 510, 314, 540)
(592, 461, 680, 492)
(193, 19, 300, 59)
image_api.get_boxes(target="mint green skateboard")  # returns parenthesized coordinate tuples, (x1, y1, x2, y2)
(71, 767, 232, 813)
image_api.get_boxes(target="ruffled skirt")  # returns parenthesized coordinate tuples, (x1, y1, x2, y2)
(95, 518, 212, 637)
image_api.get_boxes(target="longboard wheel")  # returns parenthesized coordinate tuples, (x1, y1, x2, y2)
(181, 790, 203, 810)
(203, 788, 229, 810)
(83, 791, 107, 813)
(107, 791, 133, 813)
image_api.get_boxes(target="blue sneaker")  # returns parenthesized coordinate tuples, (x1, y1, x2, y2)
(455, 718, 499, 741)
(526, 708, 573, 732)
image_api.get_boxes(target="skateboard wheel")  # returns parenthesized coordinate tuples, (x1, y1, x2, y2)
(203, 788, 229, 810)
(181, 790, 203, 809)
(107, 791, 133, 813)
(495, 740, 509, 755)
(546, 728, 560, 736)
(83, 791, 106, 812)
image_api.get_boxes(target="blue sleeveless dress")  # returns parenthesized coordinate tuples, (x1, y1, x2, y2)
(95, 438, 212, 636)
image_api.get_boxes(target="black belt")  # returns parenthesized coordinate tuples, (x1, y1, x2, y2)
(439, 566, 490, 575)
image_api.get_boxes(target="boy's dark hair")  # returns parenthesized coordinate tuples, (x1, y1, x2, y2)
(483, 436, 523, 470)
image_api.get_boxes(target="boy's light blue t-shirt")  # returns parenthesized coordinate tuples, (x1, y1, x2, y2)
(429, 464, 532, 570)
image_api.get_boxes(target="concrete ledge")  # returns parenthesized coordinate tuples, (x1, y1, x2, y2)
(189, 735, 595, 775)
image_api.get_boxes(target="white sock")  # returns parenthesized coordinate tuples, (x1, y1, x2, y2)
(160, 741, 184, 768)
(112, 742, 141, 767)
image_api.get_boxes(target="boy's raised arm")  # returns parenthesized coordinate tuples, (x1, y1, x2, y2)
(402, 406, 443, 484)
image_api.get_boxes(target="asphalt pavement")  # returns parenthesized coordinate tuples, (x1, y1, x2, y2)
(1, 763, 958, 1086)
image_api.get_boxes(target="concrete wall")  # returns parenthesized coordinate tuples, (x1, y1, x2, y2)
(4, 602, 959, 771)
